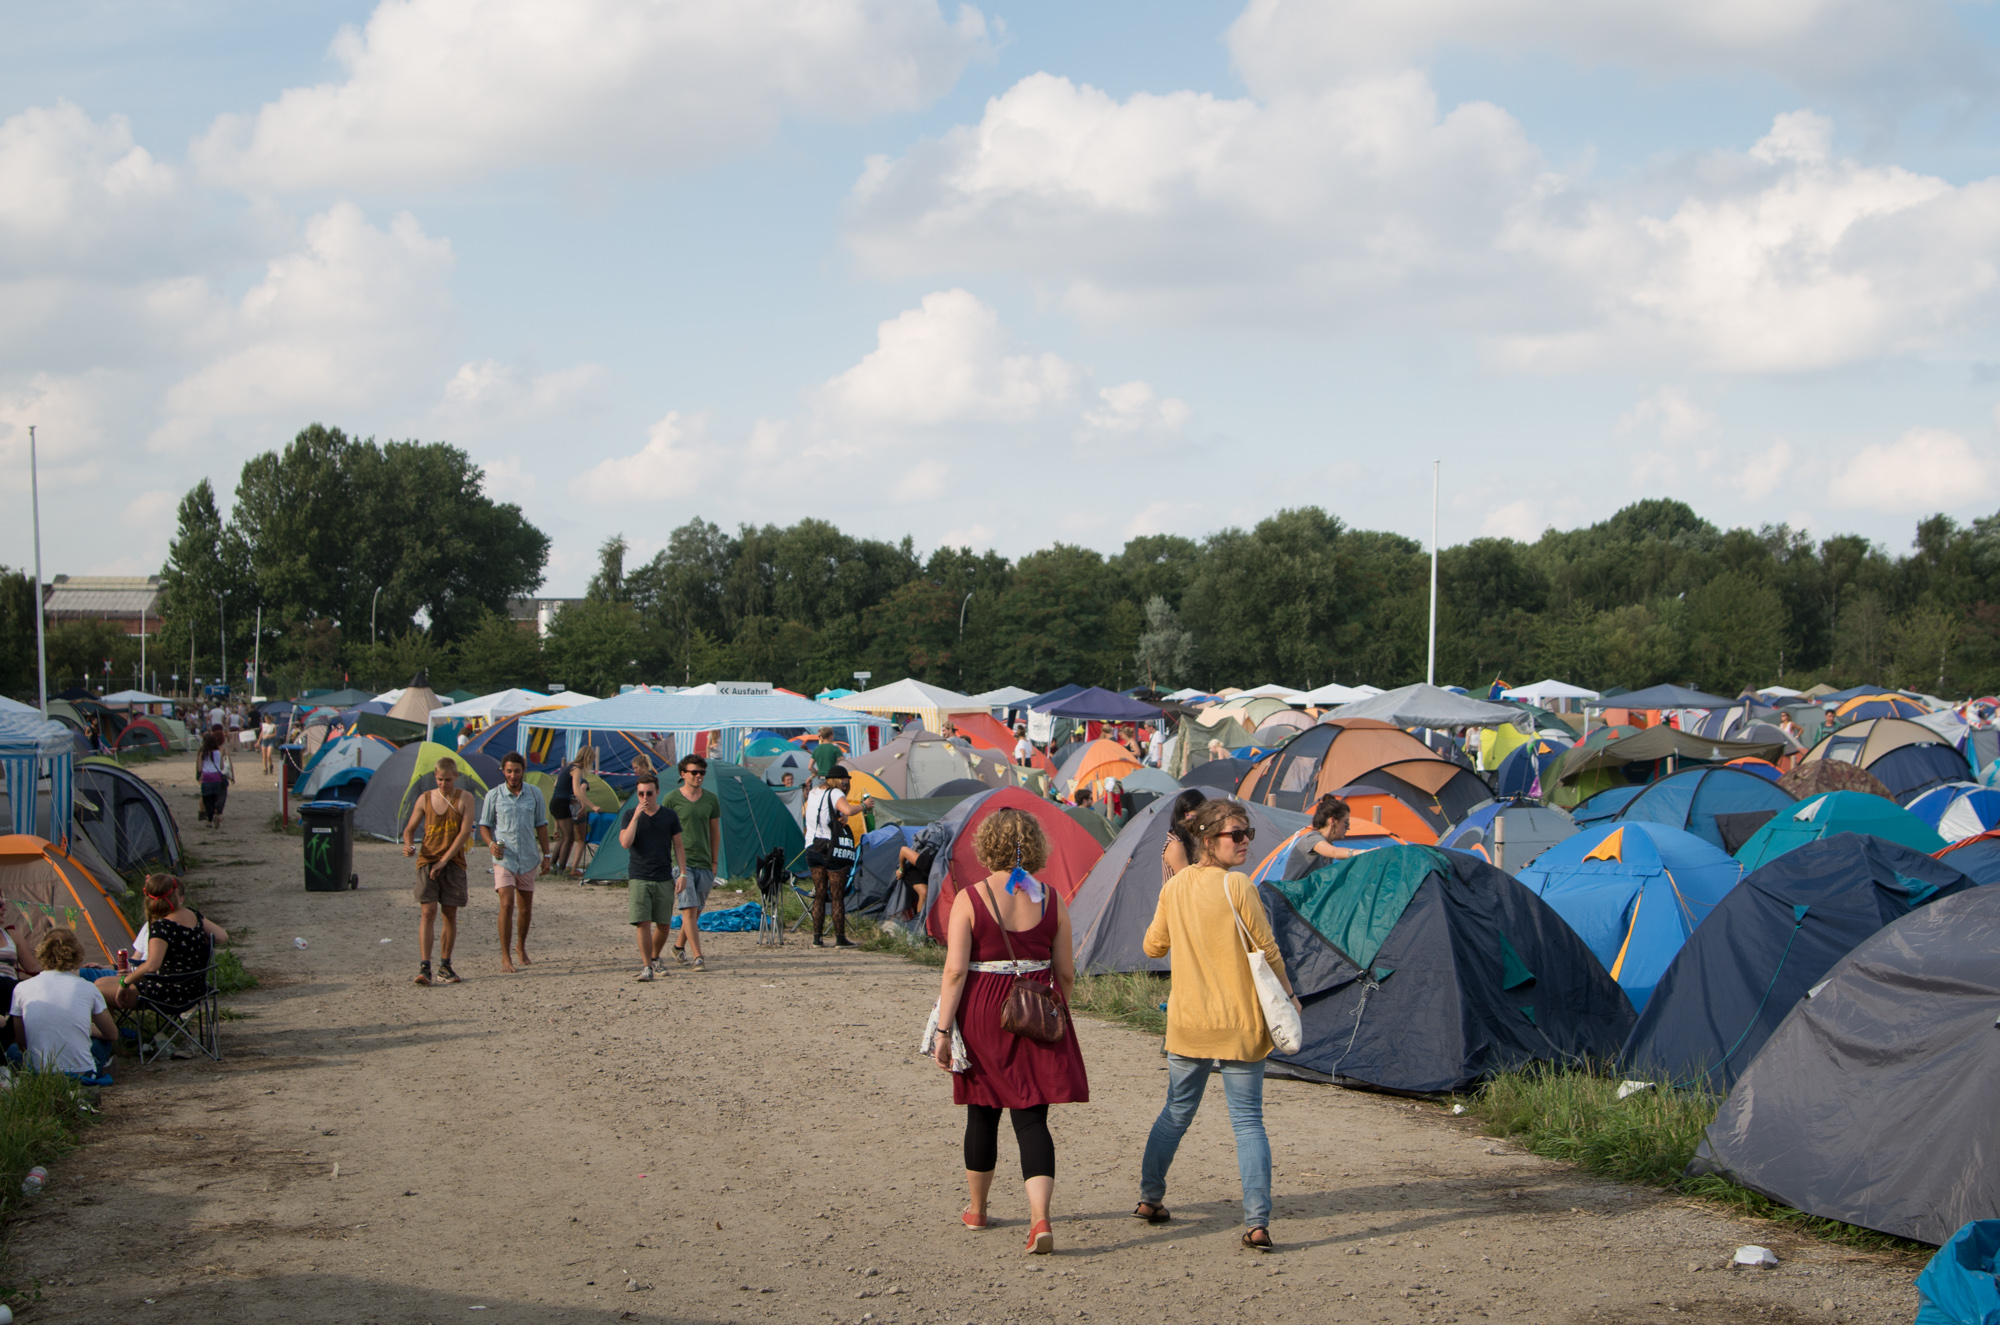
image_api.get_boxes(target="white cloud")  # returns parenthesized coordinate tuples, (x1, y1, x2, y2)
(434, 359, 606, 430)
(854, 78, 2000, 373)
(569, 411, 718, 503)
(0, 102, 178, 274)
(196, 0, 990, 192)
(820, 289, 1080, 426)
(1083, 381, 1191, 435)
(152, 203, 457, 451)
(1740, 438, 1796, 501)
(0, 371, 117, 487)
(1617, 387, 1716, 441)
(1225, 0, 1982, 104)
(1481, 499, 1546, 541)
(1828, 427, 1993, 511)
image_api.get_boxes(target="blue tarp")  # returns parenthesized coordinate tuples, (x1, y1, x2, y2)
(1917, 1222, 2000, 1324)
(1037, 687, 1164, 722)
(1621, 833, 1977, 1091)
(1516, 823, 1742, 1012)
(669, 903, 764, 932)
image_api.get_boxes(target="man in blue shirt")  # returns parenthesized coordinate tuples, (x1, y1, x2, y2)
(477, 752, 550, 974)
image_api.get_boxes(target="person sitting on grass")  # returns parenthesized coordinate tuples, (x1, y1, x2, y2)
(10, 928, 117, 1085)
(97, 874, 227, 1015)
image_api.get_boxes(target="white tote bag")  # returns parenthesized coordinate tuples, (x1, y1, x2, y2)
(1223, 875, 1302, 1055)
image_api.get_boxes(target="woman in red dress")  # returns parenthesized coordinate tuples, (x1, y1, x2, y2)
(931, 808, 1090, 1254)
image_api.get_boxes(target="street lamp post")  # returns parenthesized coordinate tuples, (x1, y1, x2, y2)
(371, 586, 382, 646)
(213, 589, 230, 698)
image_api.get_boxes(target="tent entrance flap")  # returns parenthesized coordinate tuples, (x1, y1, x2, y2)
(1272, 846, 1450, 971)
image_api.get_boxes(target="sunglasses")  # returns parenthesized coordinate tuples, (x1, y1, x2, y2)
(684, 770, 706, 779)
(636, 788, 657, 797)
(1214, 828, 1256, 844)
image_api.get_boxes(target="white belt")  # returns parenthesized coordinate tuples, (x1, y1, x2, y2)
(970, 959, 1050, 975)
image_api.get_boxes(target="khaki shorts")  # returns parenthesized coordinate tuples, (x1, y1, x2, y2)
(414, 859, 469, 908)
(628, 876, 676, 926)
(494, 863, 538, 893)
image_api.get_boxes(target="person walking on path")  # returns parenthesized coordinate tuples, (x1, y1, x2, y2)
(549, 745, 597, 878)
(259, 712, 278, 774)
(618, 771, 686, 981)
(661, 755, 721, 971)
(1135, 797, 1301, 1252)
(478, 752, 550, 973)
(195, 729, 234, 830)
(931, 808, 1089, 1254)
(804, 767, 866, 948)
(402, 757, 478, 986)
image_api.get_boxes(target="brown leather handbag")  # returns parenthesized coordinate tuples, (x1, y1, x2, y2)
(983, 882, 1067, 1044)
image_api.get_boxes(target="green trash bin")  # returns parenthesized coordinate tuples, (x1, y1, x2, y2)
(300, 801, 358, 892)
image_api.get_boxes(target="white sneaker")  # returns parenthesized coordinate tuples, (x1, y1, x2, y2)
(635, 965, 654, 982)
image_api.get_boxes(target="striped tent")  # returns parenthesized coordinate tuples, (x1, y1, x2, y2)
(0, 712, 74, 846)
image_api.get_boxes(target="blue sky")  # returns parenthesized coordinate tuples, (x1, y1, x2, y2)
(6, 0, 2000, 595)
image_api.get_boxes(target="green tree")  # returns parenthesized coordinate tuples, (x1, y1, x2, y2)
(543, 600, 644, 696)
(156, 478, 253, 693)
(0, 567, 38, 697)
(1833, 591, 1893, 685)
(1533, 601, 1602, 684)
(1596, 603, 1683, 688)
(43, 620, 139, 694)
(1889, 606, 1961, 694)
(586, 535, 629, 603)
(454, 611, 544, 693)
(1685, 571, 1786, 693)
(993, 545, 1118, 691)
(1134, 595, 1193, 689)
(357, 630, 459, 694)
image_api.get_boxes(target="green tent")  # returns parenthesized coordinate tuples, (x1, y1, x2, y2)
(445, 689, 478, 704)
(1276, 847, 1452, 969)
(585, 761, 805, 882)
(1064, 805, 1117, 848)
(355, 712, 426, 745)
(1734, 791, 1945, 871)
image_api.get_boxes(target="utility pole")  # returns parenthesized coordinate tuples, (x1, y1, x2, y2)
(29, 426, 47, 720)
(214, 589, 230, 699)
(958, 591, 973, 691)
(140, 603, 147, 691)
(252, 604, 262, 699)
(1426, 460, 1440, 687)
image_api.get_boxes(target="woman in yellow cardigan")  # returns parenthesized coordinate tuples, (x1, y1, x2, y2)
(1135, 797, 1301, 1251)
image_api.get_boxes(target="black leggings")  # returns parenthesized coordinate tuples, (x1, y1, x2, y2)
(964, 1103, 1054, 1180)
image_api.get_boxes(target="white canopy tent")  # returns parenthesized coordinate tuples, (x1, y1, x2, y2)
(1292, 681, 1378, 705)
(829, 678, 991, 734)
(1501, 680, 1603, 702)
(969, 686, 1036, 708)
(1326, 682, 1533, 732)
(425, 688, 553, 737)
(517, 688, 894, 765)
(1232, 683, 1303, 700)
(0, 712, 74, 841)
(100, 689, 172, 706)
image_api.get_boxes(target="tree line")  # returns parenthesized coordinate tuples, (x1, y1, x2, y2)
(4, 424, 1998, 701)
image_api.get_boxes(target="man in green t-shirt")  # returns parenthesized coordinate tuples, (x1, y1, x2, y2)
(663, 755, 722, 969)
(810, 728, 841, 781)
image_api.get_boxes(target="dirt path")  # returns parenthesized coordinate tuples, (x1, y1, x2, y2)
(6, 758, 1922, 1324)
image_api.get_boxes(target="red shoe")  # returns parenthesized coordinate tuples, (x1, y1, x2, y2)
(961, 1209, 988, 1230)
(1024, 1219, 1053, 1255)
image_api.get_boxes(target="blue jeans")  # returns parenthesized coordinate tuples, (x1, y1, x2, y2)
(1139, 1054, 1272, 1229)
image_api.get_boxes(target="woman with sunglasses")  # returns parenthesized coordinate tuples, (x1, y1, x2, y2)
(1134, 798, 1300, 1252)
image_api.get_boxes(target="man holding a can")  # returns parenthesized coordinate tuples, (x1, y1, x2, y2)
(478, 751, 550, 973)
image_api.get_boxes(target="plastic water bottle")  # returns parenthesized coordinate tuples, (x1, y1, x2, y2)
(293, 937, 308, 950)
(20, 1166, 46, 1196)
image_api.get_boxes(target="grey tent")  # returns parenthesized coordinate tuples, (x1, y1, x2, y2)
(73, 757, 183, 875)
(1069, 791, 1308, 974)
(1688, 885, 2000, 1244)
(1598, 684, 1737, 710)
(1325, 684, 1531, 732)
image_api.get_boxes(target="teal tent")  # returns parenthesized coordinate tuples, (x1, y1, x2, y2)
(1734, 790, 1945, 871)
(586, 761, 806, 882)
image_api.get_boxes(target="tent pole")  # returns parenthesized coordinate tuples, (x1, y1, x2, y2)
(30, 426, 48, 721)
(1425, 459, 1439, 687)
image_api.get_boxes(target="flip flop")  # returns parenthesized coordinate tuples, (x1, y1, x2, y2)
(1133, 1202, 1171, 1224)
(1242, 1228, 1274, 1253)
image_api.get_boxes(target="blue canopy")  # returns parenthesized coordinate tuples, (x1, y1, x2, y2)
(1038, 687, 1162, 722)
(1020, 683, 1086, 711)
(1516, 823, 1743, 1012)
(517, 688, 894, 765)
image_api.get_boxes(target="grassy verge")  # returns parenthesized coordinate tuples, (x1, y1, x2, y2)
(0, 1069, 104, 1309)
(266, 811, 299, 837)
(1458, 1065, 1929, 1254)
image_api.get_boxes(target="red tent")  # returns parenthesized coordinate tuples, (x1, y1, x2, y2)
(951, 710, 1056, 774)
(926, 787, 1104, 942)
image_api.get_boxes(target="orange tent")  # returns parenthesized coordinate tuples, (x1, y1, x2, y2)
(951, 710, 1055, 775)
(1238, 719, 1447, 811)
(1062, 740, 1144, 803)
(0, 835, 135, 968)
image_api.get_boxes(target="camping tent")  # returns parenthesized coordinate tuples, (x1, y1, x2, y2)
(1593, 684, 1737, 711)
(1828, 692, 1931, 725)
(1733, 790, 1945, 871)
(0, 834, 135, 968)
(1935, 828, 2000, 885)
(1777, 759, 1894, 802)
(1180, 758, 1252, 791)
(1547, 725, 1790, 808)
(1263, 847, 1635, 1093)
(846, 730, 1028, 799)
(1038, 687, 1163, 723)
(73, 756, 183, 875)
(1687, 884, 2000, 1245)
(1069, 791, 1310, 973)
(292, 733, 398, 801)
(1501, 680, 1601, 703)
(1595, 765, 1796, 854)
(385, 675, 444, 723)
(352, 742, 498, 841)
(1492, 736, 1571, 798)
(1237, 719, 1456, 814)
(1515, 823, 1744, 1012)
(1057, 740, 1144, 802)
(1905, 784, 2000, 843)
(920, 787, 1105, 943)
(521, 688, 894, 767)
(462, 712, 663, 793)
(423, 688, 551, 737)
(828, 678, 991, 734)
(1620, 834, 1976, 1091)
(585, 761, 806, 882)
(1798, 717, 1970, 804)
(0, 711, 74, 844)
(1437, 800, 1577, 872)
(1324, 683, 1532, 731)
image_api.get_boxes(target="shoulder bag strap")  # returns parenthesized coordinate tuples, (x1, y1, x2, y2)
(1219, 872, 1258, 957)
(978, 881, 1020, 964)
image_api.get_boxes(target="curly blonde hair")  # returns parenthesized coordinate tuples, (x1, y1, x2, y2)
(36, 927, 83, 973)
(973, 808, 1049, 873)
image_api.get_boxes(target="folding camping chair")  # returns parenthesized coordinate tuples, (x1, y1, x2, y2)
(115, 961, 223, 1064)
(754, 849, 791, 946)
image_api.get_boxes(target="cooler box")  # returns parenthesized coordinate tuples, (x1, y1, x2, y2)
(299, 801, 359, 892)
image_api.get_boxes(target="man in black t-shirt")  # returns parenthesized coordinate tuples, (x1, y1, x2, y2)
(617, 773, 685, 981)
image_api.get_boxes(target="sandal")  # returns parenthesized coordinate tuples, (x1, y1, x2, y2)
(413, 962, 431, 986)
(437, 961, 462, 984)
(961, 1210, 988, 1230)
(1242, 1228, 1274, 1253)
(1133, 1202, 1171, 1224)
(1024, 1219, 1053, 1255)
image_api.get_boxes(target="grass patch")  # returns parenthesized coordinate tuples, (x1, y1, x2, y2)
(266, 811, 299, 837)
(0, 1069, 102, 1307)
(212, 947, 257, 995)
(1458, 1065, 1929, 1254)
(217, 1008, 256, 1021)
(1068, 970, 1170, 1037)
(848, 917, 945, 967)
